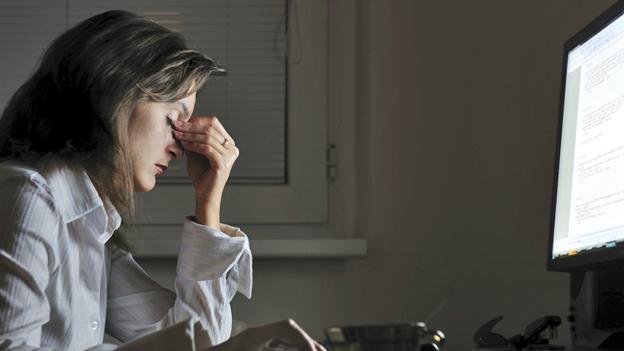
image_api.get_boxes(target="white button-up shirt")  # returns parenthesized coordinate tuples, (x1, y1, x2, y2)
(0, 160, 252, 350)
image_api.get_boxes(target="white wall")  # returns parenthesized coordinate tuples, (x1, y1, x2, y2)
(138, 1, 617, 349)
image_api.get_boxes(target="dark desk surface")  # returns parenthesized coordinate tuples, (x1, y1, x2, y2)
(474, 347, 621, 351)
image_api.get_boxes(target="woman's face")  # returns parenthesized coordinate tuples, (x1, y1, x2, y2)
(128, 92, 196, 192)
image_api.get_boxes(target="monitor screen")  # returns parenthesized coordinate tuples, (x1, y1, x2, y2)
(550, 2, 624, 271)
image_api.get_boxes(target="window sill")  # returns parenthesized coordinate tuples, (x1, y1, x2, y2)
(131, 238, 368, 259)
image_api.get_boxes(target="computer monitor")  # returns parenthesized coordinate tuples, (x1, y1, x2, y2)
(549, 0, 624, 272)
(549, 2, 624, 348)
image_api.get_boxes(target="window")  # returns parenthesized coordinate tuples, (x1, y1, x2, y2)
(0, 0, 365, 257)
(0, 0, 329, 227)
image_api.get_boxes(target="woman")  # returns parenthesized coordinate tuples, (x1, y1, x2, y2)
(0, 9, 325, 351)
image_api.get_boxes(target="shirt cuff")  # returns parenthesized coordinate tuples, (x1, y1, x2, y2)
(176, 216, 253, 298)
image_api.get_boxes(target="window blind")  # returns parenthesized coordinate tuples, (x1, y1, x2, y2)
(0, 1, 66, 114)
(68, 0, 288, 184)
(0, 0, 287, 185)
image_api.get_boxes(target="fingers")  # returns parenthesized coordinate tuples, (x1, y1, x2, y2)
(196, 116, 234, 144)
(173, 129, 228, 154)
(212, 119, 234, 145)
(313, 340, 327, 351)
(175, 116, 234, 146)
(242, 319, 326, 351)
(177, 140, 218, 158)
(276, 319, 326, 351)
(173, 117, 238, 161)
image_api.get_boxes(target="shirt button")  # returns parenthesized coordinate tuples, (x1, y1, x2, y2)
(90, 320, 99, 330)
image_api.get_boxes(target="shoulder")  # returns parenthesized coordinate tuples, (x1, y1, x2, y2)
(0, 158, 104, 224)
(0, 160, 62, 248)
(0, 161, 66, 272)
(0, 158, 82, 218)
(0, 160, 62, 226)
(0, 159, 54, 196)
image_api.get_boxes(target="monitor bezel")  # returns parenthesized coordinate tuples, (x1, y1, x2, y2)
(548, 0, 624, 272)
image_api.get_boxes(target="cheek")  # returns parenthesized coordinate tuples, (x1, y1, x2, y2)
(134, 122, 167, 146)
(128, 130, 157, 168)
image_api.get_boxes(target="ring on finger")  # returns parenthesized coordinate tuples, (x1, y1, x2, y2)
(222, 138, 236, 147)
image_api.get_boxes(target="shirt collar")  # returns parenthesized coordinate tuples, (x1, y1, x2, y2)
(45, 165, 121, 244)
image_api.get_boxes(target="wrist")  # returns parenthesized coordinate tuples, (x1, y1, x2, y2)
(194, 198, 221, 229)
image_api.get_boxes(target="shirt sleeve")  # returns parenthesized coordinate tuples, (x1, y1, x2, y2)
(0, 174, 62, 350)
(104, 216, 253, 349)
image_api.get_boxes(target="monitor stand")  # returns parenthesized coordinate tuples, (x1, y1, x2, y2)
(571, 266, 624, 349)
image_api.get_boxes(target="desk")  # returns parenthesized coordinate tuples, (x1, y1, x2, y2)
(473, 347, 617, 351)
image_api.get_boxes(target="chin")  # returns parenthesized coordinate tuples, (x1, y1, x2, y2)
(134, 176, 156, 192)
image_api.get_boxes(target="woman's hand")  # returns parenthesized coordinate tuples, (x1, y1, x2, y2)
(208, 319, 327, 351)
(172, 116, 238, 228)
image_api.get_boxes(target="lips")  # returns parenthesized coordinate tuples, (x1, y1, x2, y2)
(155, 164, 168, 175)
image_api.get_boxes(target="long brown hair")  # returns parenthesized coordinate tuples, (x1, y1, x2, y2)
(0, 10, 225, 251)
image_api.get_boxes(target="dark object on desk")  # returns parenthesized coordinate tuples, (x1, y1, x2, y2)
(323, 322, 446, 351)
(474, 315, 563, 350)
(570, 268, 624, 349)
(474, 316, 512, 349)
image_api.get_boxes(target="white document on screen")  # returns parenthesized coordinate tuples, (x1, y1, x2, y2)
(568, 29, 624, 244)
